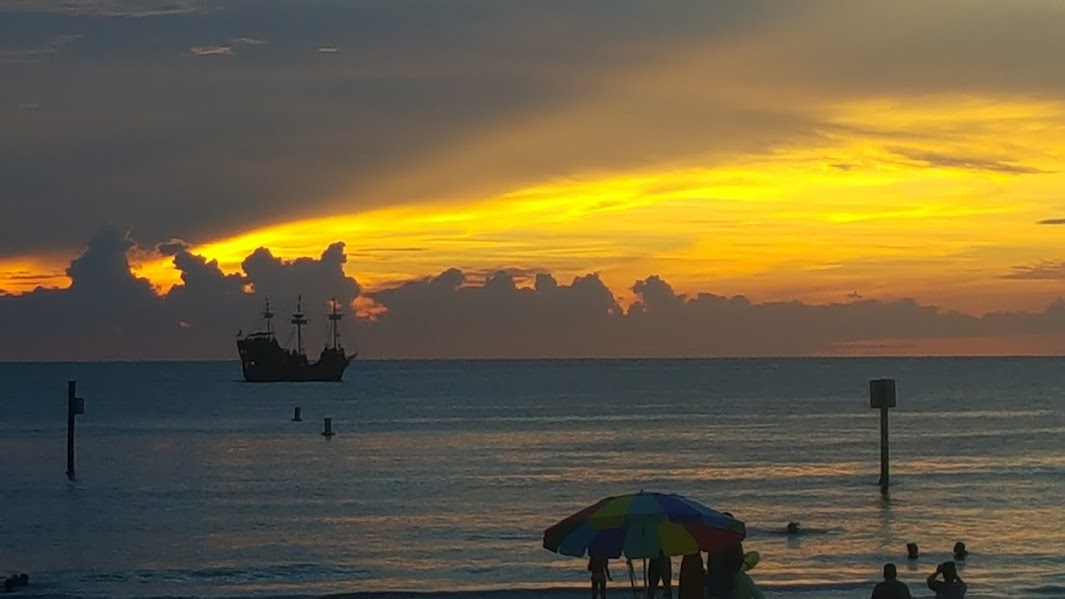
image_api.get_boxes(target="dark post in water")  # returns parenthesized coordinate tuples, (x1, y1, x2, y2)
(322, 417, 335, 437)
(292, 407, 302, 422)
(66, 380, 85, 480)
(869, 378, 896, 493)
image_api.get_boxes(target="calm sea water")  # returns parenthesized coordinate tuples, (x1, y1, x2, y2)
(1, 358, 1063, 598)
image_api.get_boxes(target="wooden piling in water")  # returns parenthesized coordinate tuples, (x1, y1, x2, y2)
(869, 378, 896, 494)
(66, 380, 84, 480)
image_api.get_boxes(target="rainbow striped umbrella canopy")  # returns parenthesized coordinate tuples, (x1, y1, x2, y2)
(542, 491, 745, 559)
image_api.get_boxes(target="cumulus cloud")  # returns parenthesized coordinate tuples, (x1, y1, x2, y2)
(3, 230, 1065, 360)
(0, 226, 168, 359)
(366, 268, 622, 357)
(0, 229, 361, 360)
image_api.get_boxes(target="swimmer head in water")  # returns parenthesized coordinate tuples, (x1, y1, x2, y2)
(953, 541, 968, 560)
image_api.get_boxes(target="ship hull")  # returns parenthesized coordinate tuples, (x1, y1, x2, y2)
(237, 336, 352, 383)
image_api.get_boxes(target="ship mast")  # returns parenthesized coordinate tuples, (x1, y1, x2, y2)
(262, 298, 275, 335)
(290, 295, 308, 354)
(328, 297, 343, 350)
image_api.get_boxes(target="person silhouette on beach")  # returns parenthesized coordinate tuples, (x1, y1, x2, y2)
(870, 563, 911, 599)
(646, 552, 672, 598)
(588, 557, 612, 599)
(706, 543, 765, 599)
(587, 554, 613, 596)
(678, 553, 705, 599)
(927, 560, 966, 598)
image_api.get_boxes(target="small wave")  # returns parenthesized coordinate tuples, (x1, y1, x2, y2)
(464, 532, 531, 542)
(317, 580, 878, 598)
(1022, 585, 1065, 596)
(80, 563, 371, 585)
(745, 525, 837, 537)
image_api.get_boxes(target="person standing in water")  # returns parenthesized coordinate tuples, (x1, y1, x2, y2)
(588, 556, 612, 599)
(678, 553, 705, 599)
(927, 561, 966, 598)
(706, 543, 764, 599)
(870, 563, 911, 599)
(646, 552, 673, 598)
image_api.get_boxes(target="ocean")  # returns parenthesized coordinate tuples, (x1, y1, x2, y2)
(1, 358, 1063, 598)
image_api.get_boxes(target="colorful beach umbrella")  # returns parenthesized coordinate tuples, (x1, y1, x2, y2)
(542, 491, 745, 559)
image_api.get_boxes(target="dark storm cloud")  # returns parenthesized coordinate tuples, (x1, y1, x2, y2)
(0, 1, 826, 256)
(3, 0, 1065, 259)
(1037, 218, 1065, 225)
(4, 230, 1065, 360)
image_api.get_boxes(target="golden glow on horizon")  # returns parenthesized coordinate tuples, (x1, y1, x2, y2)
(4, 95, 1065, 316)
(0, 254, 69, 294)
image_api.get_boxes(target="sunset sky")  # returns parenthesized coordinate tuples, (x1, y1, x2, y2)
(3, 0, 1065, 358)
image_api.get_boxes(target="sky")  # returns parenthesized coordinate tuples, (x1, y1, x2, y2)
(3, 0, 1065, 359)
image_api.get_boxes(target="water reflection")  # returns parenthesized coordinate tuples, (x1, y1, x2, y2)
(2, 359, 1064, 597)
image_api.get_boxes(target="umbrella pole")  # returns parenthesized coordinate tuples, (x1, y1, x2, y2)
(627, 559, 638, 599)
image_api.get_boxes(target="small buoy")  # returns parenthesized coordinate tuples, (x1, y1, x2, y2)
(292, 407, 302, 422)
(322, 417, 335, 437)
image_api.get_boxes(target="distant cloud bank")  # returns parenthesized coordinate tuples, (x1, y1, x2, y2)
(2, 228, 1065, 361)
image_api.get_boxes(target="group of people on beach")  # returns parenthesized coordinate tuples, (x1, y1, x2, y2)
(871, 542, 969, 599)
(587, 540, 764, 599)
(586, 538, 969, 598)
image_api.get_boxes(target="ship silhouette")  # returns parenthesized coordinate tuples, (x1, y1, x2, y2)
(236, 296, 355, 382)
